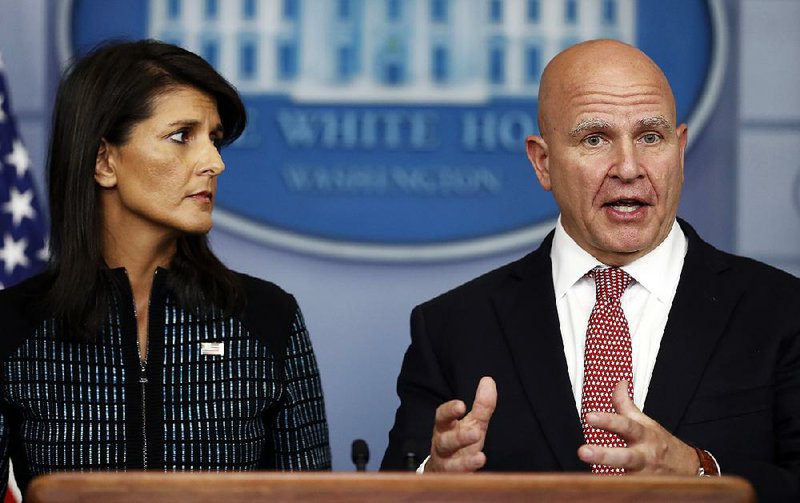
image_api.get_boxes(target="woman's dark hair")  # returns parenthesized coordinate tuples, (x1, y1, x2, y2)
(46, 39, 246, 339)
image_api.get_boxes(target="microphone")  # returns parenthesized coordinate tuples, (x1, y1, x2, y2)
(401, 439, 420, 472)
(351, 438, 369, 471)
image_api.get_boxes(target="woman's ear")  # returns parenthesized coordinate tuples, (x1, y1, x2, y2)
(94, 139, 118, 188)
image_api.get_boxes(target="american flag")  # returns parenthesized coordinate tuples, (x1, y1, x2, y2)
(0, 49, 47, 503)
(0, 51, 47, 291)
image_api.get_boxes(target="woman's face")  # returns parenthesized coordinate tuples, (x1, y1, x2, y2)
(97, 85, 225, 238)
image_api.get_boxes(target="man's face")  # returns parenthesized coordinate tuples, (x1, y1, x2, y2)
(528, 52, 687, 266)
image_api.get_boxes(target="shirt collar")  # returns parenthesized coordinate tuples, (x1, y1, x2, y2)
(551, 217, 687, 303)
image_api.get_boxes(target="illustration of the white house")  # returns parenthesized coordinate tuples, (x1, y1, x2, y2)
(149, 0, 635, 102)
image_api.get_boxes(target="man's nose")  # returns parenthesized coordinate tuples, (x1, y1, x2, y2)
(609, 140, 643, 181)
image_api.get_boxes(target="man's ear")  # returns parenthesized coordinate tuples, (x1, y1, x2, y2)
(95, 139, 118, 188)
(676, 123, 688, 183)
(526, 135, 552, 191)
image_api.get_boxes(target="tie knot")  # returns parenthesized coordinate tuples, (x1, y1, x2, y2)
(589, 267, 632, 300)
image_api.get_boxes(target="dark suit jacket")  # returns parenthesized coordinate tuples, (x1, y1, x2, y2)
(381, 220, 800, 503)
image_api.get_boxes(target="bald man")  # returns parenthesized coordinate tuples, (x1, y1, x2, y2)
(381, 40, 800, 502)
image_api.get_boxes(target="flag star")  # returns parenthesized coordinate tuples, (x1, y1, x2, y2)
(2, 187, 36, 227)
(0, 233, 29, 275)
(4, 139, 31, 177)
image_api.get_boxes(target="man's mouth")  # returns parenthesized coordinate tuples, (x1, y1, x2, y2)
(604, 198, 647, 213)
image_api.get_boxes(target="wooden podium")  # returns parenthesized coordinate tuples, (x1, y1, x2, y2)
(25, 472, 755, 503)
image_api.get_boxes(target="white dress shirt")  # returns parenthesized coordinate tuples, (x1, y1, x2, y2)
(551, 217, 688, 412)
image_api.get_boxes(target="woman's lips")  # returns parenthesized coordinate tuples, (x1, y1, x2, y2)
(188, 191, 213, 203)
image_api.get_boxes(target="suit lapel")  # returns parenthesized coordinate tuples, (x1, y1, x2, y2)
(643, 221, 742, 431)
(492, 235, 587, 471)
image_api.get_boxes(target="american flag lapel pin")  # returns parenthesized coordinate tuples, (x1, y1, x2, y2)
(201, 342, 225, 356)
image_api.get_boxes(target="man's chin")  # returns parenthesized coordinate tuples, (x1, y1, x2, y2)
(589, 235, 652, 266)
(595, 233, 667, 265)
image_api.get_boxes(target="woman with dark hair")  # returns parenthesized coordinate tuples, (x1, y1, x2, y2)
(0, 40, 331, 497)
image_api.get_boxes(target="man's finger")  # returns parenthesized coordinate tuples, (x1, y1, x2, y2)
(431, 450, 487, 473)
(585, 410, 645, 442)
(430, 378, 496, 471)
(433, 423, 483, 456)
(578, 444, 643, 471)
(434, 400, 467, 431)
(611, 380, 639, 417)
(443, 451, 488, 472)
(467, 376, 497, 424)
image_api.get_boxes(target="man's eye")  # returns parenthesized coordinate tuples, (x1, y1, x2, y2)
(168, 130, 189, 143)
(642, 133, 661, 144)
(584, 135, 603, 147)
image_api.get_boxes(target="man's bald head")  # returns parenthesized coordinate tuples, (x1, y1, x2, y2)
(537, 40, 676, 137)
(526, 39, 688, 266)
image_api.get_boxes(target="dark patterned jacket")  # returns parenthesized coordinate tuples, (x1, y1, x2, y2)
(0, 268, 331, 497)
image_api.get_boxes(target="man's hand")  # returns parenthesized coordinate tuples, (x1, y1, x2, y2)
(425, 376, 497, 473)
(578, 380, 700, 475)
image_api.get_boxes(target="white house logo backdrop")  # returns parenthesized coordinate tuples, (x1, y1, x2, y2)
(61, 0, 724, 261)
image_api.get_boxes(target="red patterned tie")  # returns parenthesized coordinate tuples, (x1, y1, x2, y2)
(580, 267, 634, 475)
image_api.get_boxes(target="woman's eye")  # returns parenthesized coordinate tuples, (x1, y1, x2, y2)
(642, 133, 661, 144)
(168, 130, 189, 143)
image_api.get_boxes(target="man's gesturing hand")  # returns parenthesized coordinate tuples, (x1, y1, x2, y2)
(425, 376, 497, 473)
(578, 380, 700, 475)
